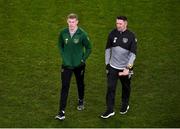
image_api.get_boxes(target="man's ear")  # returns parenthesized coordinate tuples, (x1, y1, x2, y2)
(125, 21, 128, 26)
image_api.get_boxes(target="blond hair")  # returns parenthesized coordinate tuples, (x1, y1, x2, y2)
(67, 13, 78, 20)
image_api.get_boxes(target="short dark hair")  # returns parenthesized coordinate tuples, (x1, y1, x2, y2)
(67, 13, 78, 20)
(117, 16, 127, 21)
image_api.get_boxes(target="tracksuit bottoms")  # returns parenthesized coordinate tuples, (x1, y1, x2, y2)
(59, 64, 85, 111)
(106, 65, 131, 112)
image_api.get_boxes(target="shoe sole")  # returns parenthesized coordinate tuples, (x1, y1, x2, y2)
(120, 105, 129, 114)
(55, 116, 65, 120)
(77, 106, 85, 111)
(101, 112, 115, 119)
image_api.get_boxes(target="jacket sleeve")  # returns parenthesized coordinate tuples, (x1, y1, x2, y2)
(82, 33, 92, 62)
(127, 33, 137, 68)
(105, 33, 112, 65)
(58, 32, 64, 58)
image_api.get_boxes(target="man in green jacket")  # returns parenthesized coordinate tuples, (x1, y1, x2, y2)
(55, 13, 92, 120)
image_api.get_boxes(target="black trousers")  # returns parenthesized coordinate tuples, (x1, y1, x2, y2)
(106, 66, 131, 112)
(59, 64, 85, 111)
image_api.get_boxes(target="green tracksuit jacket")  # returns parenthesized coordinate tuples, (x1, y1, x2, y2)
(58, 27, 92, 69)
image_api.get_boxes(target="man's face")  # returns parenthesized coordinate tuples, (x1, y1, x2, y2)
(67, 18, 78, 30)
(116, 19, 127, 31)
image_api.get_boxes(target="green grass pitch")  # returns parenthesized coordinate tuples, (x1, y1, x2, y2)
(0, 0, 180, 127)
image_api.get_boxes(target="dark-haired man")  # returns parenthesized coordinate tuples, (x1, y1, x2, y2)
(101, 16, 137, 119)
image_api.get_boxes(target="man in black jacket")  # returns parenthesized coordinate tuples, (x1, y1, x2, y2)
(101, 16, 137, 119)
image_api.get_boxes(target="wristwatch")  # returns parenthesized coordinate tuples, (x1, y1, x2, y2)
(126, 64, 133, 69)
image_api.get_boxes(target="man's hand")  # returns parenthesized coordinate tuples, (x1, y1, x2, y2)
(119, 68, 129, 76)
(80, 59, 85, 66)
(106, 64, 110, 74)
(106, 64, 110, 70)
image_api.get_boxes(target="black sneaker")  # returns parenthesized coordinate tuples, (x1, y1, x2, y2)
(100, 111, 115, 119)
(120, 105, 129, 114)
(55, 110, 65, 120)
(77, 99, 85, 111)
